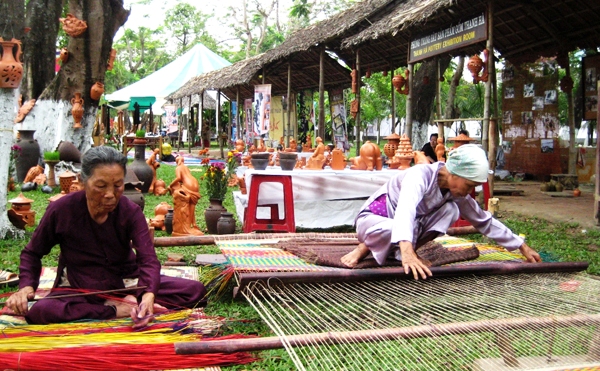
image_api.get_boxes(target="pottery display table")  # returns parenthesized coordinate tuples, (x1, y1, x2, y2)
(122, 135, 162, 155)
(233, 167, 397, 229)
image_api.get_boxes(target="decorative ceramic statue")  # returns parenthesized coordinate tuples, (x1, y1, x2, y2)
(24, 165, 44, 183)
(302, 134, 313, 152)
(305, 136, 327, 170)
(330, 148, 346, 170)
(235, 139, 245, 153)
(350, 141, 382, 171)
(146, 148, 161, 194)
(286, 138, 297, 152)
(168, 157, 201, 235)
(257, 138, 266, 152)
(435, 138, 446, 162)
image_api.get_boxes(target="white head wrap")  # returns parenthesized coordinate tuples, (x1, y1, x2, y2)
(445, 144, 490, 183)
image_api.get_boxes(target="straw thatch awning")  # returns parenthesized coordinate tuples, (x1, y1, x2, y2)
(340, 0, 600, 72)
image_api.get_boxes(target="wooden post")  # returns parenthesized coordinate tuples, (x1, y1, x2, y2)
(595, 80, 600, 226)
(436, 58, 444, 140)
(565, 53, 577, 175)
(391, 66, 396, 134)
(319, 48, 325, 140)
(482, 0, 494, 156)
(177, 98, 182, 151)
(187, 96, 192, 153)
(236, 87, 241, 140)
(287, 61, 292, 148)
(355, 49, 361, 153)
(218, 90, 224, 159)
(228, 96, 232, 147)
(200, 91, 204, 149)
(406, 63, 413, 139)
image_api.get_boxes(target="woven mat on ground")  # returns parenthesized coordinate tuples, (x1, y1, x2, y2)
(217, 235, 528, 272)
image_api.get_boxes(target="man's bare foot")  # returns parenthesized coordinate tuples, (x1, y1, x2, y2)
(340, 243, 370, 268)
(105, 295, 137, 318)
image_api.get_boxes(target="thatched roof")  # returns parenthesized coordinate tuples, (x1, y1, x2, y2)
(340, 0, 600, 71)
(168, 0, 397, 101)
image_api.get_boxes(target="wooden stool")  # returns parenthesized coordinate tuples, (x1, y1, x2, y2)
(451, 181, 491, 228)
(243, 174, 295, 233)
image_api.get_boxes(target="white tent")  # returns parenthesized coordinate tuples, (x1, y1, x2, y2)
(105, 43, 231, 111)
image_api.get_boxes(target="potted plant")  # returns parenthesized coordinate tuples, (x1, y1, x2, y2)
(134, 129, 146, 144)
(202, 151, 240, 234)
(43, 151, 60, 187)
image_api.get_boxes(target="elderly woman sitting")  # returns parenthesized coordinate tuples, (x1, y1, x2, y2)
(341, 144, 541, 279)
(7, 147, 206, 325)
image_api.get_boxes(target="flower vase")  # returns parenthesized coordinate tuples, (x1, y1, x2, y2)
(0, 38, 24, 89)
(204, 199, 227, 235)
(126, 143, 153, 193)
(16, 129, 41, 182)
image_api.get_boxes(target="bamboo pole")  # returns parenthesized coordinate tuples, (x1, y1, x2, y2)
(565, 53, 577, 175)
(318, 48, 325, 140)
(200, 91, 204, 148)
(175, 313, 600, 354)
(236, 87, 241, 140)
(287, 61, 292, 147)
(391, 66, 395, 134)
(405, 63, 413, 138)
(436, 58, 444, 139)
(236, 262, 588, 291)
(482, 0, 494, 156)
(355, 49, 361, 152)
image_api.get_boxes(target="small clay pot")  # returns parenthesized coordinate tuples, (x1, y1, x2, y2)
(251, 153, 270, 170)
(573, 188, 581, 197)
(279, 152, 297, 171)
(555, 182, 564, 193)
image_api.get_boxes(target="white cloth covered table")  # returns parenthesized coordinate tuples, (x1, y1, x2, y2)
(234, 167, 397, 229)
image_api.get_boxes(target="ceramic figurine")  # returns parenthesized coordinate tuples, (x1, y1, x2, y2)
(14, 99, 35, 123)
(305, 137, 327, 170)
(435, 138, 446, 162)
(168, 157, 202, 236)
(350, 141, 382, 171)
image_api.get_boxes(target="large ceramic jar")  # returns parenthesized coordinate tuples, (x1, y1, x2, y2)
(15, 130, 41, 182)
(204, 199, 227, 235)
(217, 212, 236, 235)
(127, 143, 153, 193)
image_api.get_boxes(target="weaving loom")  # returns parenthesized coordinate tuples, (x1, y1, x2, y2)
(181, 233, 600, 371)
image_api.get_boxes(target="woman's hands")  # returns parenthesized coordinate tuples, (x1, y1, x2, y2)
(519, 243, 542, 263)
(400, 241, 432, 280)
(131, 292, 156, 329)
(6, 286, 35, 315)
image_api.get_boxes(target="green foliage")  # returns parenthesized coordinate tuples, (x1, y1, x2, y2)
(135, 129, 146, 138)
(164, 3, 217, 56)
(43, 151, 60, 161)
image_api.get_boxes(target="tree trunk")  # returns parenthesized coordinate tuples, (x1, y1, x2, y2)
(0, 0, 26, 238)
(21, 0, 129, 154)
(444, 56, 465, 124)
(22, 0, 63, 101)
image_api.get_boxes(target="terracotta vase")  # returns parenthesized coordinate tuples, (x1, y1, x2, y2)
(205, 199, 227, 235)
(15, 130, 41, 182)
(90, 82, 104, 101)
(392, 74, 405, 93)
(383, 133, 401, 158)
(217, 212, 236, 235)
(59, 47, 69, 64)
(164, 209, 174, 235)
(0, 38, 24, 89)
(71, 93, 84, 129)
(467, 54, 483, 78)
(127, 144, 153, 193)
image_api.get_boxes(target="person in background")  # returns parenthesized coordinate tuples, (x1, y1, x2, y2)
(421, 133, 438, 163)
(6, 147, 206, 325)
(340, 144, 541, 279)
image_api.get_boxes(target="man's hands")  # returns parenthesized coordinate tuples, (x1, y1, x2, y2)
(400, 241, 432, 280)
(519, 243, 542, 263)
(6, 286, 35, 315)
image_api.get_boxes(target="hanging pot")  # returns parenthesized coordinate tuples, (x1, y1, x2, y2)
(217, 212, 237, 235)
(204, 199, 227, 235)
(90, 82, 104, 101)
(15, 129, 41, 183)
(0, 38, 24, 89)
(71, 92, 84, 129)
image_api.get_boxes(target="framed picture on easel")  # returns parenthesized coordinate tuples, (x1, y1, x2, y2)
(582, 55, 600, 120)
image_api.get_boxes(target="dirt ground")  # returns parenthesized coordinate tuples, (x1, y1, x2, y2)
(493, 181, 598, 230)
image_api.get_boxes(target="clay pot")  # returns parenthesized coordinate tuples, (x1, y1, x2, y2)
(164, 209, 174, 235)
(90, 82, 104, 101)
(59, 14, 88, 37)
(555, 182, 564, 193)
(204, 199, 227, 235)
(383, 133, 401, 158)
(467, 54, 484, 78)
(123, 187, 145, 211)
(58, 170, 77, 193)
(127, 144, 153, 193)
(71, 93, 84, 129)
(250, 153, 270, 170)
(59, 47, 69, 64)
(392, 74, 405, 93)
(0, 38, 24, 89)
(278, 152, 297, 171)
(15, 130, 41, 183)
(57, 141, 82, 163)
(217, 212, 236, 235)
(573, 188, 581, 197)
